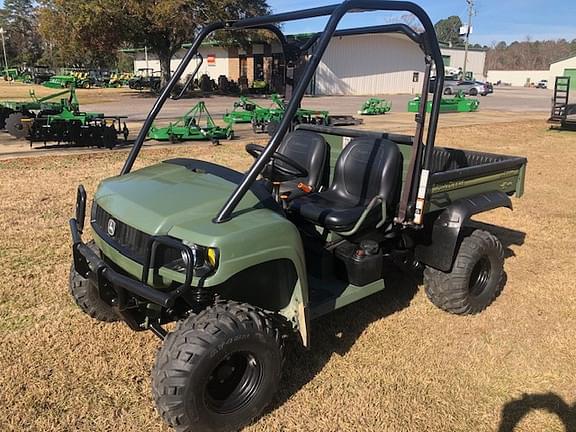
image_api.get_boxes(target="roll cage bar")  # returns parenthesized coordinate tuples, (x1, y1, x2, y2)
(120, 0, 445, 226)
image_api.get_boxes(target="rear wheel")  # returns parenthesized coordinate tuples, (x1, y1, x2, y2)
(424, 229, 505, 315)
(444, 87, 452, 95)
(152, 301, 284, 432)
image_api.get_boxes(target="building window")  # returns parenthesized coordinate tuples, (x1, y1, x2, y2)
(442, 55, 451, 67)
(413, 72, 419, 83)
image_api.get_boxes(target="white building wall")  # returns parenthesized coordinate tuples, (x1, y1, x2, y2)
(315, 34, 426, 95)
(134, 46, 229, 81)
(441, 48, 486, 79)
(486, 70, 549, 86)
(549, 56, 576, 82)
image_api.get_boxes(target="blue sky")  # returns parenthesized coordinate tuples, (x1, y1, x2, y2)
(1, 0, 574, 45)
(267, 0, 576, 45)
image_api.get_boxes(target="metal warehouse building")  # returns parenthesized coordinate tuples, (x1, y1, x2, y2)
(133, 31, 487, 95)
(549, 55, 576, 90)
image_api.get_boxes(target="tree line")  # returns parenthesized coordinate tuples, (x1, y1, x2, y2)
(1, 3, 575, 80)
(0, 0, 269, 84)
(434, 15, 576, 71)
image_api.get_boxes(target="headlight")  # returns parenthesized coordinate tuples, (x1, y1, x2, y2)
(164, 244, 219, 277)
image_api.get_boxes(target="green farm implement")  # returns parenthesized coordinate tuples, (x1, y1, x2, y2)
(1, 87, 79, 132)
(225, 93, 361, 133)
(223, 96, 263, 124)
(408, 91, 479, 113)
(358, 97, 392, 115)
(44, 71, 92, 89)
(2, 67, 26, 81)
(26, 107, 129, 148)
(148, 101, 233, 144)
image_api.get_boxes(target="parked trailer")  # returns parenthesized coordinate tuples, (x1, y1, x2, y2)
(548, 76, 576, 131)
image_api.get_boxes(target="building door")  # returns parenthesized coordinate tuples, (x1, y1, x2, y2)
(564, 69, 576, 91)
(253, 54, 264, 81)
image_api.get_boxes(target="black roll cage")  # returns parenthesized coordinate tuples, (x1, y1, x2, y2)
(120, 0, 445, 225)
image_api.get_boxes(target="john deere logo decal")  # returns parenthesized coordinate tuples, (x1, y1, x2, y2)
(107, 219, 116, 236)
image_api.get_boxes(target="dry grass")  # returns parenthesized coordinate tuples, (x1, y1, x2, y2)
(0, 120, 575, 431)
(0, 80, 131, 105)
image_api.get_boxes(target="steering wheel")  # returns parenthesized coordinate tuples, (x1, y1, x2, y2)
(246, 143, 308, 181)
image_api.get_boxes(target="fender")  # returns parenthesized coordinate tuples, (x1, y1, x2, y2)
(415, 191, 512, 272)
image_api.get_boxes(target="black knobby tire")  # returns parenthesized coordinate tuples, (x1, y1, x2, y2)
(152, 301, 284, 432)
(424, 229, 505, 315)
(69, 241, 119, 322)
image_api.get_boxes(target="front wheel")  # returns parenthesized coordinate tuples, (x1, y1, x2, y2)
(69, 242, 119, 322)
(424, 229, 505, 315)
(152, 301, 284, 432)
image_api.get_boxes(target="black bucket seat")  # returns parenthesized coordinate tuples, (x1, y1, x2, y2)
(262, 130, 329, 193)
(289, 137, 402, 233)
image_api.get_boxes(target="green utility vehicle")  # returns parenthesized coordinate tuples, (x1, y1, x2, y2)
(408, 91, 479, 113)
(358, 97, 392, 115)
(148, 101, 234, 143)
(69, 3, 527, 432)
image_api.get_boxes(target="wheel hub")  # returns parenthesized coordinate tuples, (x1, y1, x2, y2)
(469, 256, 491, 297)
(204, 351, 262, 415)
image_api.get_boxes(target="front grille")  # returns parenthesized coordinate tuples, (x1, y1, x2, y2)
(93, 204, 151, 262)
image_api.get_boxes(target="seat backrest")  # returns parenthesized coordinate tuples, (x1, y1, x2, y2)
(276, 130, 329, 191)
(330, 137, 402, 208)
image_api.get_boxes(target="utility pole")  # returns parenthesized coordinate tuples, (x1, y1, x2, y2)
(0, 28, 8, 81)
(462, 0, 474, 79)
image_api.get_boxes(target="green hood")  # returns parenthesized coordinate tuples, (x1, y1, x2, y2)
(94, 159, 275, 240)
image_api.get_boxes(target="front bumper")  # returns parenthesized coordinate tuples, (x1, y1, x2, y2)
(70, 185, 197, 332)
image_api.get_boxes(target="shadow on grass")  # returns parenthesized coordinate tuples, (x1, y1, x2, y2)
(498, 393, 576, 432)
(268, 263, 420, 414)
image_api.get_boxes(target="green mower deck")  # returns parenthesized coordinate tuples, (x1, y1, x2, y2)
(148, 101, 233, 143)
(408, 92, 479, 113)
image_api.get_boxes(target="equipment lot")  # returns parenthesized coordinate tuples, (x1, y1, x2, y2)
(0, 82, 553, 159)
(1, 80, 575, 431)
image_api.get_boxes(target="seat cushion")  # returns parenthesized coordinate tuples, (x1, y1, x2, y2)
(289, 190, 378, 232)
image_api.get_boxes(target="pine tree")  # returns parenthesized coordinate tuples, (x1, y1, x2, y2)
(1, 0, 44, 65)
